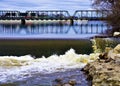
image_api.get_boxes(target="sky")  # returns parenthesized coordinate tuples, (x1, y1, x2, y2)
(0, 0, 93, 14)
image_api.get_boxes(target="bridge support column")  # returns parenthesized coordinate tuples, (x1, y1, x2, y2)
(70, 16, 74, 25)
(21, 19, 26, 25)
(16, 12, 19, 17)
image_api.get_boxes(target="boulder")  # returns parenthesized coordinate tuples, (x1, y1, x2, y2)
(83, 59, 120, 86)
(107, 44, 120, 62)
(63, 84, 72, 86)
(113, 44, 120, 54)
(68, 79, 76, 85)
(113, 32, 120, 37)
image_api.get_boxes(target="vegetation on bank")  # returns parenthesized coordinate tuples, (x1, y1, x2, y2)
(92, 38, 120, 53)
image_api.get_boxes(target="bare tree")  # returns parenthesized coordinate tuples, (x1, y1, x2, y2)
(92, 0, 120, 34)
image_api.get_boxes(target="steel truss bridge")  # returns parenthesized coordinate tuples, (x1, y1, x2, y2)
(0, 10, 111, 20)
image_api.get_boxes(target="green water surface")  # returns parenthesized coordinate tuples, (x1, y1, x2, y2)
(0, 39, 92, 57)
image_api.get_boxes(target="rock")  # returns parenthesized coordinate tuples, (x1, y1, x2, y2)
(107, 44, 120, 61)
(99, 44, 120, 60)
(113, 32, 120, 37)
(99, 52, 108, 60)
(113, 44, 120, 54)
(115, 54, 120, 64)
(68, 79, 76, 85)
(83, 59, 120, 86)
(104, 57, 113, 63)
(63, 84, 72, 86)
(108, 44, 120, 64)
(107, 50, 116, 59)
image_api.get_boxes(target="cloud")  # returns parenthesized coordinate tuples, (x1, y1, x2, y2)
(0, 0, 93, 14)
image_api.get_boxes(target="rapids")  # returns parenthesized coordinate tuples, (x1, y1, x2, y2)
(0, 49, 99, 84)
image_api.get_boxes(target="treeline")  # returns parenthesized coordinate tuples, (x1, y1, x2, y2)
(92, 0, 120, 34)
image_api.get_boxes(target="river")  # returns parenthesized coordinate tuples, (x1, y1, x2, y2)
(0, 20, 108, 85)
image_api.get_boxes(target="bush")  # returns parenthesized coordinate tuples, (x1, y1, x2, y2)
(91, 38, 120, 53)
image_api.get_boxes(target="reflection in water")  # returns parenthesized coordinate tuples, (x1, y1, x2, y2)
(0, 24, 70, 35)
(0, 21, 109, 39)
(73, 24, 108, 34)
(0, 21, 109, 56)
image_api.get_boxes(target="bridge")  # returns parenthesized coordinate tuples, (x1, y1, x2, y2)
(73, 10, 111, 20)
(0, 10, 70, 20)
(0, 10, 111, 24)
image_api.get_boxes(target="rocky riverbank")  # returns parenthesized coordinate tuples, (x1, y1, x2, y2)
(83, 44, 120, 86)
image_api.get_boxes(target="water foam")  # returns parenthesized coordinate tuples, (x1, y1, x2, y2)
(0, 49, 99, 83)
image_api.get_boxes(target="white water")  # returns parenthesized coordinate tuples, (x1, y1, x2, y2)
(0, 49, 99, 83)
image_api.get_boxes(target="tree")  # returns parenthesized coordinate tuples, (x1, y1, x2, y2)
(92, 0, 120, 34)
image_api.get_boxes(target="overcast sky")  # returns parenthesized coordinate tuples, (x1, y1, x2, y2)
(0, 0, 93, 14)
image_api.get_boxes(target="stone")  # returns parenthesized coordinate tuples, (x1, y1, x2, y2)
(99, 52, 108, 60)
(113, 32, 120, 37)
(113, 44, 120, 54)
(63, 84, 72, 86)
(83, 58, 120, 86)
(68, 79, 76, 85)
(107, 44, 120, 61)
(107, 50, 116, 59)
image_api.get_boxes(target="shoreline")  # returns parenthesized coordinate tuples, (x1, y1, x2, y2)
(83, 59, 120, 86)
(83, 44, 120, 86)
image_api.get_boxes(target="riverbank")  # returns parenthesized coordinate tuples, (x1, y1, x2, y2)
(83, 44, 120, 86)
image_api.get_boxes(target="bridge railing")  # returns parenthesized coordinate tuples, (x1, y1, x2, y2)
(26, 10, 70, 20)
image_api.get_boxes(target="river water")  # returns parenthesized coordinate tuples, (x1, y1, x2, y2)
(0, 20, 108, 85)
(0, 49, 99, 86)
(0, 20, 108, 39)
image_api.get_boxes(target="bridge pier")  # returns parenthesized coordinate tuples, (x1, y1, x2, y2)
(70, 16, 74, 25)
(21, 19, 26, 25)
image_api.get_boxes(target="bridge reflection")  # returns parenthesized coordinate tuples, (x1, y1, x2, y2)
(0, 23, 109, 35)
(0, 24, 70, 34)
(73, 24, 109, 34)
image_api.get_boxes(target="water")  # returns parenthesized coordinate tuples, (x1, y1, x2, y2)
(0, 20, 109, 39)
(0, 20, 109, 57)
(0, 20, 107, 85)
(0, 49, 99, 85)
